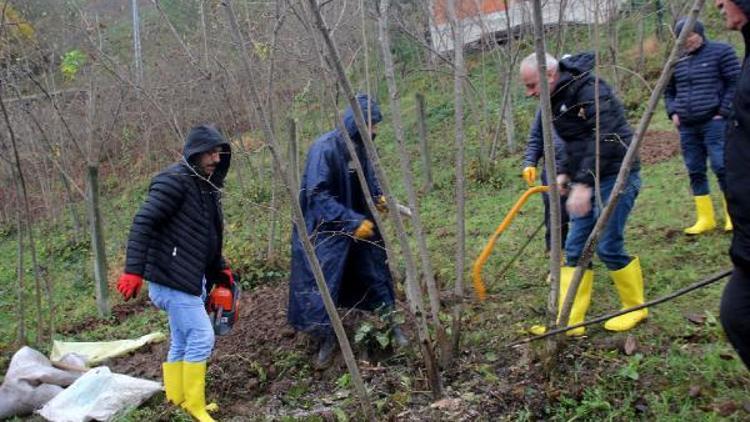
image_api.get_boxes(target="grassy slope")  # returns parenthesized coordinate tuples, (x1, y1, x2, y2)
(2, 9, 750, 420)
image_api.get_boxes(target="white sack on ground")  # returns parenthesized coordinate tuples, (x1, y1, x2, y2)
(49, 332, 165, 365)
(37, 366, 162, 422)
(0, 346, 86, 419)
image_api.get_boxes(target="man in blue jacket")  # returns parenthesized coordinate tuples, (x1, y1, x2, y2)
(116, 125, 234, 422)
(288, 95, 406, 368)
(520, 52, 646, 336)
(665, 18, 740, 235)
(521, 109, 569, 253)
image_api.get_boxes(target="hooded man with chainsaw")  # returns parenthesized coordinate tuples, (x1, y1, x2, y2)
(664, 17, 740, 235)
(116, 124, 234, 422)
(520, 52, 646, 336)
(288, 94, 407, 368)
(715, 0, 750, 370)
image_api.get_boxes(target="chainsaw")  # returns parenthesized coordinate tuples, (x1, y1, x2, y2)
(206, 272, 241, 336)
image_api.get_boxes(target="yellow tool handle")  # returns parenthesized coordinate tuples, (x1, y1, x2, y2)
(472, 186, 550, 301)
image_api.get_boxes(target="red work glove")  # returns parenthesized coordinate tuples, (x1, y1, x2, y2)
(219, 268, 235, 287)
(116, 273, 143, 301)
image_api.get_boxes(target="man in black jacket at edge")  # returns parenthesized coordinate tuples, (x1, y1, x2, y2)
(116, 125, 235, 421)
(715, 0, 750, 370)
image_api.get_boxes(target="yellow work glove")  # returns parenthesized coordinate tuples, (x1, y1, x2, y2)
(522, 166, 537, 187)
(375, 195, 388, 213)
(354, 219, 375, 239)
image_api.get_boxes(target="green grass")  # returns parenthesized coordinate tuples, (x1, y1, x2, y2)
(3, 10, 750, 419)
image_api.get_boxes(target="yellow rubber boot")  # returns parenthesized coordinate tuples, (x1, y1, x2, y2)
(684, 195, 716, 235)
(162, 361, 184, 405)
(182, 361, 218, 422)
(604, 257, 648, 332)
(529, 267, 594, 336)
(723, 196, 733, 232)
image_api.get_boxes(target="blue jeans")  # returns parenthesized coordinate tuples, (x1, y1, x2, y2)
(149, 280, 214, 362)
(565, 171, 641, 271)
(678, 118, 727, 196)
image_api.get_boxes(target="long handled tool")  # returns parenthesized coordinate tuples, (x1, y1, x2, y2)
(472, 186, 549, 301)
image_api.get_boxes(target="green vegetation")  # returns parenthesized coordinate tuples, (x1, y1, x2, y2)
(2, 4, 750, 420)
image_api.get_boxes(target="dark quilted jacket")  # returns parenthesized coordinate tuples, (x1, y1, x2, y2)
(125, 125, 231, 296)
(665, 39, 740, 124)
(550, 52, 639, 186)
(726, 24, 750, 271)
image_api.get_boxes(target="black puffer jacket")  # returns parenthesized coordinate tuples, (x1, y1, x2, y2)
(726, 23, 750, 271)
(550, 52, 639, 186)
(125, 125, 231, 296)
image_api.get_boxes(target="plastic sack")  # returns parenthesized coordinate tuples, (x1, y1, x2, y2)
(0, 346, 86, 419)
(37, 366, 162, 422)
(49, 332, 165, 365)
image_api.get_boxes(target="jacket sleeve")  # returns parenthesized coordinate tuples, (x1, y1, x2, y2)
(306, 146, 365, 233)
(523, 109, 544, 168)
(719, 44, 741, 117)
(124, 173, 185, 276)
(664, 75, 677, 118)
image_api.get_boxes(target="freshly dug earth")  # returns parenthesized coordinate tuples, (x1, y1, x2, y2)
(106, 281, 615, 419)
(640, 130, 680, 165)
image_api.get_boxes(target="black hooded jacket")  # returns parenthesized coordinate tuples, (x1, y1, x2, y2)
(550, 52, 639, 186)
(125, 125, 231, 296)
(725, 22, 750, 271)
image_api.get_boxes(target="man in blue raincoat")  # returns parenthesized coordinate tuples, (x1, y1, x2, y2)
(288, 95, 406, 367)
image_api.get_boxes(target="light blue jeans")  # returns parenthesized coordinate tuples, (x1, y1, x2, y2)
(148, 280, 214, 362)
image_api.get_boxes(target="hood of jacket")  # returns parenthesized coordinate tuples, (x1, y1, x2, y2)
(183, 125, 231, 187)
(554, 52, 595, 95)
(342, 94, 383, 141)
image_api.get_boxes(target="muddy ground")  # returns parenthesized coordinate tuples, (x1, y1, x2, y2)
(639, 130, 680, 165)
(102, 280, 641, 420)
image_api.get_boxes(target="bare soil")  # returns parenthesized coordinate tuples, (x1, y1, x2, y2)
(640, 130, 680, 165)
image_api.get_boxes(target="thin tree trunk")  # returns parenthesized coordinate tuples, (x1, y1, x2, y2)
(131, 0, 144, 86)
(415, 93, 433, 193)
(288, 117, 299, 190)
(557, 0, 705, 329)
(14, 172, 26, 346)
(86, 166, 110, 317)
(0, 88, 49, 345)
(378, 0, 445, 362)
(222, 3, 375, 418)
(530, 0, 563, 351)
(446, 0, 466, 366)
(305, 0, 443, 398)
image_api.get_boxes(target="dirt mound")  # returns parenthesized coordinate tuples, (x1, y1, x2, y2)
(640, 130, 680, 165)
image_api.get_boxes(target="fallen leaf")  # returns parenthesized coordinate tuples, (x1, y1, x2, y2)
(715, 401, 738, 417)
(623, 335, 638, 356)
(719, 352, 736, 361)
(685, 313, 707, 325)
(742, 401, 750, 413)
(688, 385, 701, 398)
(430, 398, 461, 411)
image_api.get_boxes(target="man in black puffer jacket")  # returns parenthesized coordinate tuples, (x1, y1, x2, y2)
(716, 0, 750, 371)
(520, 52, 646, 337)
(665, 17, 740, 235)
(116, 125, 233, 422)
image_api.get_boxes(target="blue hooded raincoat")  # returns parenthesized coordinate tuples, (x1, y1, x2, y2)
(288, 95, 395, 336)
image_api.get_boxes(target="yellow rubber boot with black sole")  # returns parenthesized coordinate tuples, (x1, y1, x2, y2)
(182, 361, 218, 422)
(529, 267, 594, 336)
(684, 195, 716, 235)
(162, 361, 184, 405)
(604, 257, 648, 332)
(723, 196, 733, 232)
